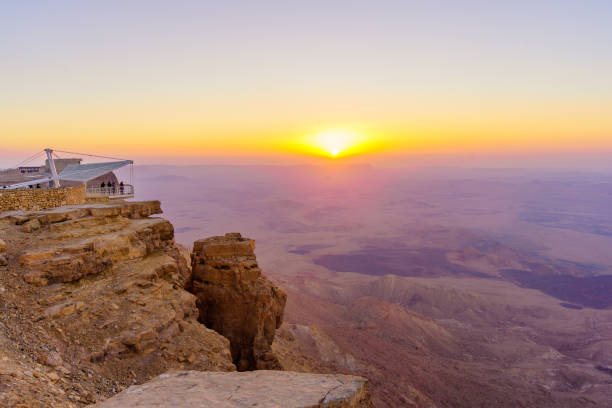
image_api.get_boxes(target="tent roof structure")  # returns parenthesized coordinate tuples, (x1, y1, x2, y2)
(3, 160, 133, 190)
(58, 160, 133, 182)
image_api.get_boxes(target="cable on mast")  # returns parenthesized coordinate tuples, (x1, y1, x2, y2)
(12, 150, 44, 168)
(53, 150, 129, 161)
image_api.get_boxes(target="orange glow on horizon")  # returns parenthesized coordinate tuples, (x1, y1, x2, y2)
(2, 108, 612, 163)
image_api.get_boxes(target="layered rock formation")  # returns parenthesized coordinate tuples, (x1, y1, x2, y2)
(0, 202, 234, 406)
(190, 233, 287, 370)
(97, 370, 373, 408)
(0, 201, 370, 407)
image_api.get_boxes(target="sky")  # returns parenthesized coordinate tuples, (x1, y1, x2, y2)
(1, 1, 611, 167)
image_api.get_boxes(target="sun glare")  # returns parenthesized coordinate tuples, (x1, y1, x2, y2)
(314, 130, 358, 158)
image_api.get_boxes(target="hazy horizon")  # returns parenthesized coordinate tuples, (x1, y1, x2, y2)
(2, 152, 612, 172)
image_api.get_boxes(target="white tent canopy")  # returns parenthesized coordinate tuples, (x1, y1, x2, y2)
(3, 160, 133, 190)
(58, 160, 133, 182)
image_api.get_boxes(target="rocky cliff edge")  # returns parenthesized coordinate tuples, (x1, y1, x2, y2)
(0, 201, 371, 407)
(96, 370, 372, 408)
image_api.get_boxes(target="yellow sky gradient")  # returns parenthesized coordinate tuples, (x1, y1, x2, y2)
(2, 2, 611, 166)
(3, 97, 610, 161)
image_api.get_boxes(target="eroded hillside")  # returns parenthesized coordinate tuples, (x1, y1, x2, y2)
(131, 165, 612, 407)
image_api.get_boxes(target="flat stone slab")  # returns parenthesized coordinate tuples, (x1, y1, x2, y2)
(96, 370, 372, 408)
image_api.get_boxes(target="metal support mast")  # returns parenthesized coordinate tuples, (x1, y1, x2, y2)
(44, 148, 61, 188)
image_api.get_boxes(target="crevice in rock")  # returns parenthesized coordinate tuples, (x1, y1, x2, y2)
(187, 232, 287, 371)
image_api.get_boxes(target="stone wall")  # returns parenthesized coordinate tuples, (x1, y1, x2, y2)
(0, 184, 85, 212)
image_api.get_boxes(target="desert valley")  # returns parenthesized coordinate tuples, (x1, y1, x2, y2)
(135, 164, 612, 407)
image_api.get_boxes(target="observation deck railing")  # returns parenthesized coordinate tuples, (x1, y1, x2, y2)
(85, 184, 134, 199)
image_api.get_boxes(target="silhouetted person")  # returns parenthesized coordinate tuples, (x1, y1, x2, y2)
(101, 181, 106, 193)
(111, 181, 116, 194)
(119, 181, 124, 194)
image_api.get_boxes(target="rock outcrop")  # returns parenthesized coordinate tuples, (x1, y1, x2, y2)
(0, 201, 368, 407)
(190, 233, 287, 370)
(0, 202, 234, 406)
(96, 370, 373, 408)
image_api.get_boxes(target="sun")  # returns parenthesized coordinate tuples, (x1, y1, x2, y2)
(297, 127, 373, 158)
(314, 130, 357, 158)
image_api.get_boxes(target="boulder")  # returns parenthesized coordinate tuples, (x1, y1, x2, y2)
(41, 351, 63, 367)
(21, 218, 41, 232)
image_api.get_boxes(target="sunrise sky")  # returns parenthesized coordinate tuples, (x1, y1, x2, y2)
(1, 1, 611, 167)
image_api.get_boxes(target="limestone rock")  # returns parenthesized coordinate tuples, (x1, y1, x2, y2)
(17, 204, 175, 285)
(0, 201, 235, 406)
(21, 217, 41, 232)
(0, 201, 370, 407)
(191, 233, 287, 370)
(0, 237, 6, 252)
(96, 370, 373, 408)
(42, 350, 63, 367)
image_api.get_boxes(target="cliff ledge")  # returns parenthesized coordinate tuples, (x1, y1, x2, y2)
(96, 370, 372, 408)
(0, 201, 371, 407)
